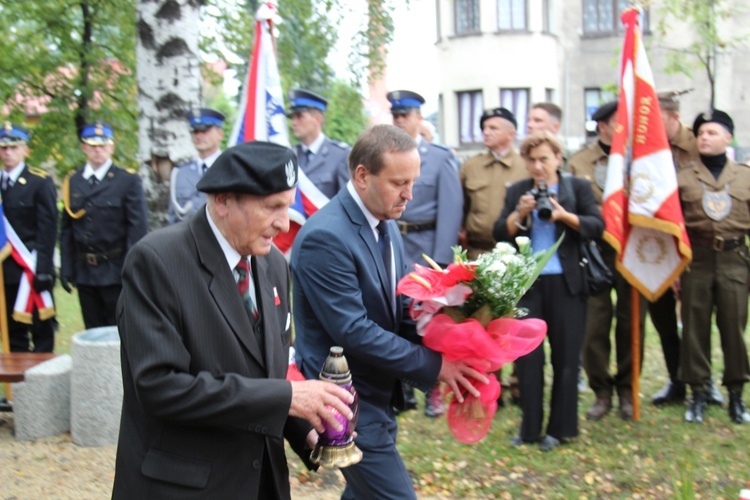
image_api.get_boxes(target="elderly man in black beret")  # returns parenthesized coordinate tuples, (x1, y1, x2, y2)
(677, 110, 750, 424)
(112, 141, 355, 499)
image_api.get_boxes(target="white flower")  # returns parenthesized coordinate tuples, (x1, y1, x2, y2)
(493, 242, 516, 255)
(515, 236, 531, 253)
(487, 261, 507, 276)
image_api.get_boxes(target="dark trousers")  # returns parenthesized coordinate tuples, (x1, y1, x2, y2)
(517, 274, 586, 441)
(680, 246, 750, 391)
(583, 246, 647, 397)
(4, 282, 54, 353)
(648, 290, 681, 381)
(341, 415, 416, 500)
(78, 284, 122, 329)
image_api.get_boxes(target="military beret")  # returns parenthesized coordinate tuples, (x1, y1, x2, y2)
(693, 109, 734, 136)
(387, 90, 425, 114)
(287, 89, 327, 115)
(80, 121, 114, 145)
(591, 101, 618, 123)
(0, 122, 31, 146)
(186, 108, 226, 131)
(479, 107, 517, 130)
(657, 89, 692, 112)
(196, 141, 298, 195)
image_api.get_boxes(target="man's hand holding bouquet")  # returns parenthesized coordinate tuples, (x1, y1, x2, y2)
(397, 236, 562, 443)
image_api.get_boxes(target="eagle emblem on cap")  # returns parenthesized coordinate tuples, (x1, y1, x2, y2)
(4, 122, 11, 133)
(285, 159, 296, 187)
(95, 123, 103, 136)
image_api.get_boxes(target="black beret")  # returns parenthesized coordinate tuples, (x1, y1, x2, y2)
(387, 90, 425, 114)
(693, 109, 734, 136)
(479, 107, 517, 130)
(196, 141, 298, 195)
(186, 107, 226, 131)
(592, 101, 618, 123)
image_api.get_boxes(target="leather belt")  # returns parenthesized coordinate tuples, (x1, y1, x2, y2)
(396, 220, 436, 235)
(467, 238, 495, 251)
(690, 236, 745, 252)
(78, 249, 123, 266)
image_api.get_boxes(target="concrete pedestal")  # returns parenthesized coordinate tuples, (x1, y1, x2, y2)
(13, 355, 72, 441)
(71, 327, 122, 447)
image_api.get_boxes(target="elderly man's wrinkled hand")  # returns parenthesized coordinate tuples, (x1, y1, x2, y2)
(289, 380, 354, 434)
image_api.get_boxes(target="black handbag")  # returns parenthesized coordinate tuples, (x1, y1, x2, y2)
(560, 173, 613, 296)
(579, 239, 613, 296)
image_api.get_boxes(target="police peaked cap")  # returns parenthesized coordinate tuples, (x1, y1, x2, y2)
(387, 90, 425, 114)
(591, 101, 618, 123)
(693, 109, 734, 136)
(479, 107, 517, 130)
(0, 122, 31, 145)
(196, 141, 298, 195)
(187, 108, 226, 131)
(287, 89, 327, 115)
(80, 121, 115, 145)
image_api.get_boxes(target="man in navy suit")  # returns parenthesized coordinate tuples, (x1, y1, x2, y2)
(291, 125, 487, 499)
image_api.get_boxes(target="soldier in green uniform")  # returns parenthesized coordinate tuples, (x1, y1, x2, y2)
(569, 101, 647, 421)
(678, 110, 750, 424)
(460, 107, 528, 261)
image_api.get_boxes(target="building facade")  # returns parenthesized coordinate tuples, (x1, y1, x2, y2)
(435, 0, 749, 158)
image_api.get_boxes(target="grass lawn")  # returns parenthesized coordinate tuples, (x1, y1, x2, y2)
(5, 284, 749, 498)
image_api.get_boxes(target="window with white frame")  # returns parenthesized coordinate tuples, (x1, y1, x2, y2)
(456, 0, 480, 35)
(500, 88, 529, 139)
(584, 87, 617, 133)
(498, 0, 526, 31)
(582, 0, 648, 34)
(458, 91, 484, 144)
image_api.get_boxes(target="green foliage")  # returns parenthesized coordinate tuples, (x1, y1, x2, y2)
(0, 0, 138, 175)
(654, 0, 749, 108)
(322, 80, 368, 145)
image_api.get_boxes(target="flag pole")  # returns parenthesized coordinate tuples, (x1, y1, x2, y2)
(0, 268, 13, 400)
(631, 286, 640, 421)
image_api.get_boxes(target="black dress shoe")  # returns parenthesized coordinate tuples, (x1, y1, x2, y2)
(728, 390, 750, 424)
(539, 435, 561, 452)
(707, 379, 725, 406)
(685, 390, 708, 423)
(510, 435, 538, 448)
(651, 380, 686, 405)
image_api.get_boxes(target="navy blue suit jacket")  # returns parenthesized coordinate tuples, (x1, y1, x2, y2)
(291, 187, 442, 426)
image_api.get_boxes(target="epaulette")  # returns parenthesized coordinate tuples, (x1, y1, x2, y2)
(27, 166, 48, 178)
(331, 140, 350, 150)
(125, 167, 137, 174)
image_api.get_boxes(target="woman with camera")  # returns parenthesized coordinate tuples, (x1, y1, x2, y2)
(493, 131, 603, 451)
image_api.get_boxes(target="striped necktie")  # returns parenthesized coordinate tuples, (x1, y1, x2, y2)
(236, 258, 259, 319)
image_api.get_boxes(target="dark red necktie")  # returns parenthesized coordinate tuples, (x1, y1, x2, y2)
(236, 258, 258, 319)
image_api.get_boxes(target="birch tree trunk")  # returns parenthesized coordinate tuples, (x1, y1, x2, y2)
(136, 0, 204, 228)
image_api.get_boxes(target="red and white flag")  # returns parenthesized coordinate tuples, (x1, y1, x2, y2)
(227, 1, 328, 256)
(602, 7, 692, 302)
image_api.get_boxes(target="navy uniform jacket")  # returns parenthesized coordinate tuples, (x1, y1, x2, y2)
(291, 187, 442, 428)
(113, 210, 313, 499)
(1, 165, 57, 285)
(294, 136, 350, 199)
(400, 139, 462, 267)
(60, 164, 148, 287)
(168, 160, 206, 224)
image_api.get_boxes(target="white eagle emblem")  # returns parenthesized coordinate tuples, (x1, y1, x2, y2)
(285, 159, 296, 187)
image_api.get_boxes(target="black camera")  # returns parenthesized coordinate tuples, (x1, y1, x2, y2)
(529, 181, 555, 220)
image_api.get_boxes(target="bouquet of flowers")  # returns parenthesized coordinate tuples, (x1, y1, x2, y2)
(397, 236, 562, 443)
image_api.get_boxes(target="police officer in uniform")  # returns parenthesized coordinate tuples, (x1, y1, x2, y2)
(169, 108, 226, 224)
(678, 110, 750, 424)
(460, 107, 528, 261)
(288, 89, 350, 199)
(0, 123, 57, 352)
(388, 90, 462, 417)
(569, 101, 647, 421)
(60, 121, 149, 329)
